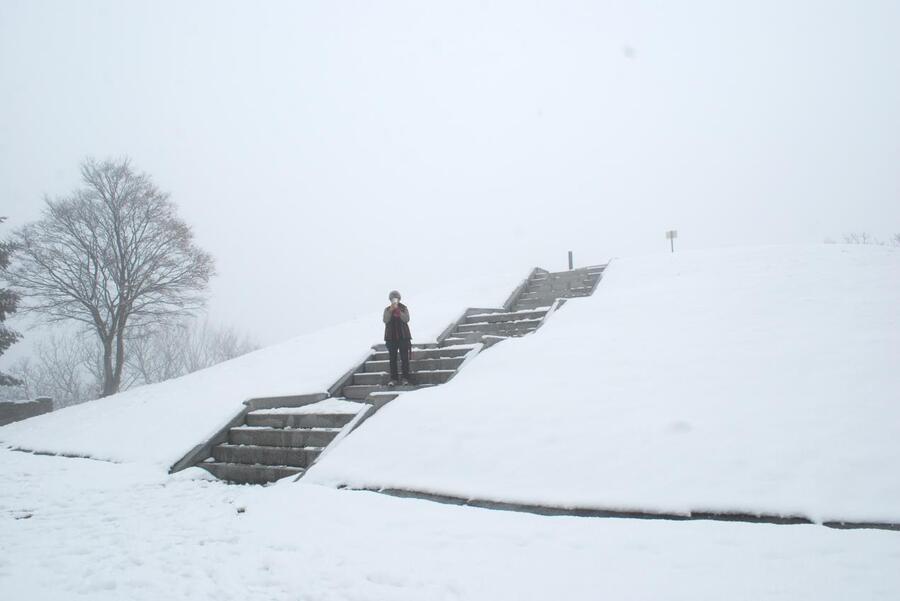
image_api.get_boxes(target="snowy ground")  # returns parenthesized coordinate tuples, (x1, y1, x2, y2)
(307, 245, 900, 523)
(1, 244, 898, 599)
(2, 449, 899, 601)
(0, 268, 527, 468)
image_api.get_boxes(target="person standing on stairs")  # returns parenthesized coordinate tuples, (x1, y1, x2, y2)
(383, 290, 413, 386)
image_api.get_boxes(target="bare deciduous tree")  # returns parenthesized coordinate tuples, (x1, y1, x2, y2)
(838, 232, 900, 247)
(182, 320, 258, 374)
(842, 232, 880, 245)
(7, 158, 215, 396)
(8, 334, 98, 408)
(126, 324, 188, 385)
(1, 319, 256, 407)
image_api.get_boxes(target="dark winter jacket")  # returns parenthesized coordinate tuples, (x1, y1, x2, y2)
(383, 303, 411, 342)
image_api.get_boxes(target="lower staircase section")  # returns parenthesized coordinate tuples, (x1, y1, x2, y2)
(200, 400, 364, 485)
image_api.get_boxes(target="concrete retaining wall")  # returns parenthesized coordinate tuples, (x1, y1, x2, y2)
(0, 397, 53, 427)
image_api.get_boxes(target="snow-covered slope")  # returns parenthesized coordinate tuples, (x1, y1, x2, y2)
(0, 268, 527, 468)
(4, 449, 898, 601)
(306, 245, 900, 523)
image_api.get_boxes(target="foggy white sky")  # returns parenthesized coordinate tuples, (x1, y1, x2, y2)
(1, 0, 899, 347)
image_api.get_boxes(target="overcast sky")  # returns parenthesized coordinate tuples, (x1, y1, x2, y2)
(2, 0, 898, 348)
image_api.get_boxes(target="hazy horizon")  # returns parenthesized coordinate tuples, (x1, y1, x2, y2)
(2, 0, 898, 352)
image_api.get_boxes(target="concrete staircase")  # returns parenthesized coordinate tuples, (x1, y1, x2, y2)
(513, 265, 605, 310)
(341, 346, 471, 400)
(187, 264, 606, 485)
(201, 408, 357, 484)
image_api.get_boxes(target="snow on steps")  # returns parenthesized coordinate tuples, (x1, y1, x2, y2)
(187, 264, 606, 485)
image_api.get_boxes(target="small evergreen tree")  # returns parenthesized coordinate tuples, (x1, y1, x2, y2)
(0, 217, 22, 386)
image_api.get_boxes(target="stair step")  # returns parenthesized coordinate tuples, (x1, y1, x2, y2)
(442, 332, 483, 344)
(521, 285, 595, 299)
(200, 462, 304, 485)
(364, 357, 465, 373)
(463, 307, 509, 315)
(519, 289, 564, 298)
(370, 346, 473, 362)
(512, 299, 557, 310)
(464, 309, 547, 324)
(342, 384, 430, 400)
(565, 289, 594, 297)
(213, 444, 321, 468)
(456, 318, 543, 334)
(351, 370, 455, 386)
(441, 339, 474, 346)
(245, 412, 356, 429)
(530, 276, 589, 285)
(539, 268, 602, 279)
(526, 281, 594, 294)
(448, 331, 533, 344)
(228, 426, 341, 448)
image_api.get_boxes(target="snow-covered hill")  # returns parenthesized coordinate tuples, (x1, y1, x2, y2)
(2, 244, 899, 600)
(3, 244, 898, 524)
(306, 245, 900, 523)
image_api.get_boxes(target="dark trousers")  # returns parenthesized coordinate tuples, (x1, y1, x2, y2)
(386, 339, 411, 380)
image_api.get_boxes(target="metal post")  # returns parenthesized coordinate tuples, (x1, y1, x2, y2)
(568, 251, 573, 270)
(665, 230, 678, 253)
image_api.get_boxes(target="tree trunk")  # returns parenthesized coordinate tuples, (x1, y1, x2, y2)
(111, 328, 126, 395)
(101, 337, 116, 397)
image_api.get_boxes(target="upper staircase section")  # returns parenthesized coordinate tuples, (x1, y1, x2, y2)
(439, 264, 606, 347)
(510, 265, 605, 311)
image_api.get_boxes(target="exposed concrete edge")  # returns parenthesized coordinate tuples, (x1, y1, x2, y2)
(453, 343, 484, 372)
(821, 520, 900, 531)
(533, 297, 566, 330)
(168, 407, 252, 474)
(480, 335, 506, 350)
(327, 349, 376, 397)
(502, 267, 542, 311)
(579, 263, 608, 272)
(7, 446, 120, 464)
(349, 487, 900, 532)
(0, 397, 53, 427)
(587, 261, 610, 295)
(436, 309, 469, 345)
(434, 342, 484, 383)
(247, 392, 329, 411)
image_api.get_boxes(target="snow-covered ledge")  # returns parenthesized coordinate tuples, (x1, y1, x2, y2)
(0, 397, 53, 427)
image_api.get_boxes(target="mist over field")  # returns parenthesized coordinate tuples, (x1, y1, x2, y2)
(2, 0, 898, 347)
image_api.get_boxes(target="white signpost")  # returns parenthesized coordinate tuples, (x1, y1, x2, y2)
(666, 229, 678, 253)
